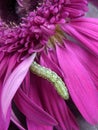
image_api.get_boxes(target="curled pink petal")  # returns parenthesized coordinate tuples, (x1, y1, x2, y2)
(1, 53, 36, 118)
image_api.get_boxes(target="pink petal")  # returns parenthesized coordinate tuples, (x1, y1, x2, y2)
(27, 120, 53, 130)
(0, 52, 4, 62)
(61, 18, 98, 56)
(18, 53, 78, 130)
(0, 56, 9, 78)
(66, 40, 98, 87)
(40, 51, 63, 76)
(0, 79, 11, 130)
(63, 0, 88, 18)
(38, 52, 79, 130)
(3, 54, 18, 83)
(56, 43, 98, 124)
(14, 87, 58, 126)
(1, 53, 36, 118)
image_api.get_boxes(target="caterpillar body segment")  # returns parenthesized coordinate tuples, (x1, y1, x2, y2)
(30, 62, 69, 100)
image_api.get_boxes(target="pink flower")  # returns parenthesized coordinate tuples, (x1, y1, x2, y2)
(0, 0, 98, 130)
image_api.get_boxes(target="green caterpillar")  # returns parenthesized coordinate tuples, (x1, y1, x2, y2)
(30, 62, 69, 100)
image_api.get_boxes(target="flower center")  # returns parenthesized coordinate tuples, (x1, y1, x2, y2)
(48, 26, 66, 48)
(0, 0, 88, 62)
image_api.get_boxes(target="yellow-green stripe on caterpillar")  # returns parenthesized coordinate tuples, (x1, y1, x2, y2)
(30, 62, 69, 100)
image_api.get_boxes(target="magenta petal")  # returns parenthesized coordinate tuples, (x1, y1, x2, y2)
(0, 56, 9, 78)
(56, 44, 98, 124)
(1, 53, 36, 118)
(14, 87, 58, 126)
(66, 40, 98, 87)
(63, 0, 88, 18)
(38, 79, 79, 130)
(40, 51, 63, 76)
(0, 108, 11, 130)
(38, 53, 79, 130)
(61, 18, 98, 56)
(0, 78, 11, 130)
(27, 120, 53, 130)
(3, 54, 18, 83)
(0, 52, 4, 62)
